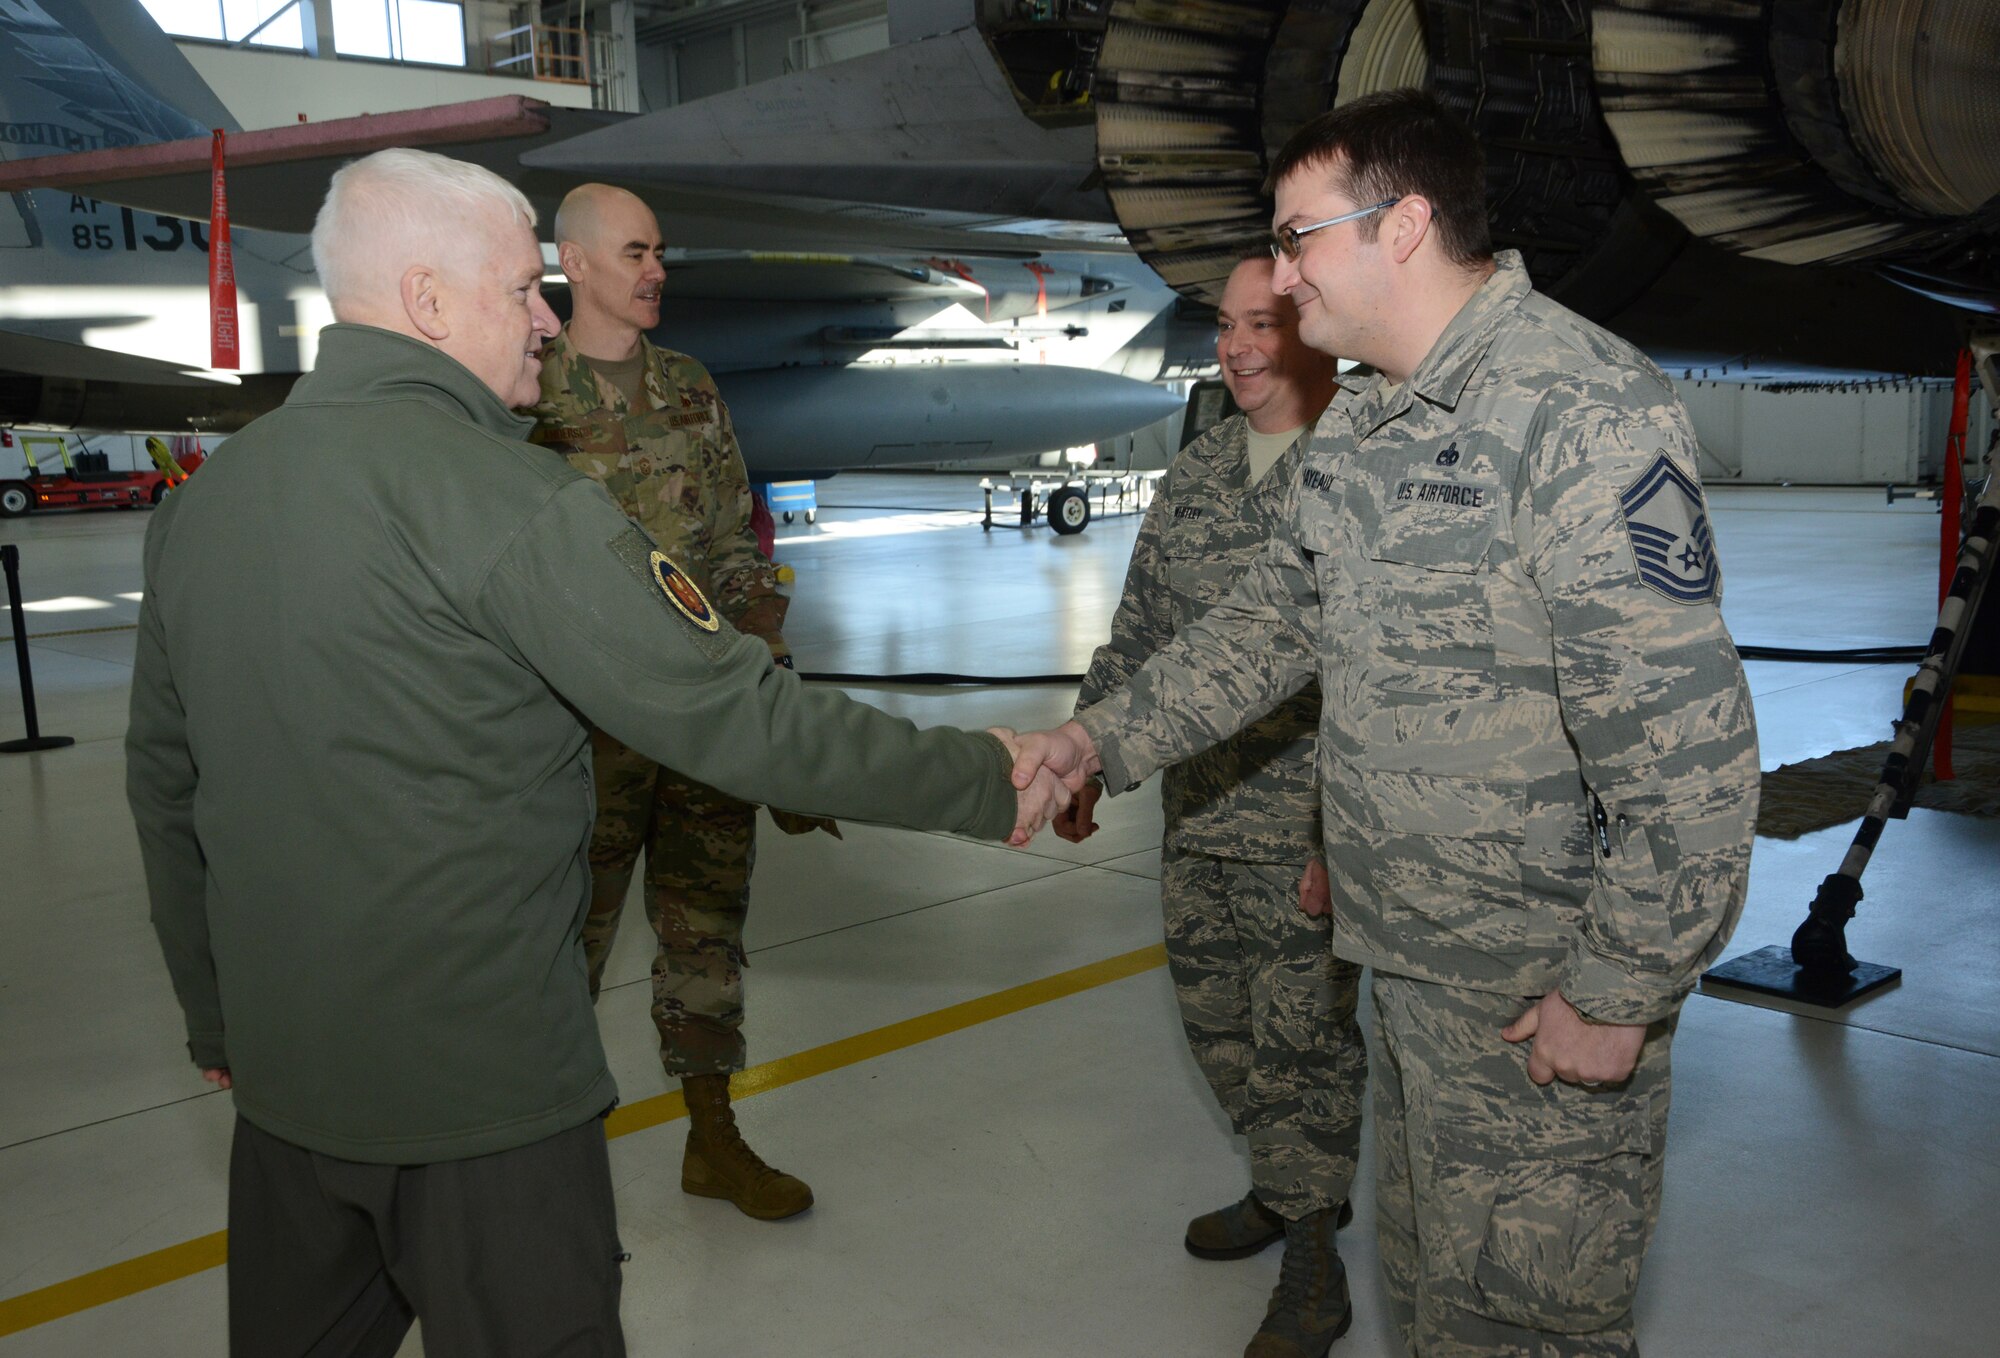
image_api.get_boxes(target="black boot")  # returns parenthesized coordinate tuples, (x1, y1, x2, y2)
(1186, 1192, 1284, 1260)
(1188, 1193, 1353, 1259)
(1244, 1207, 1351, 1357)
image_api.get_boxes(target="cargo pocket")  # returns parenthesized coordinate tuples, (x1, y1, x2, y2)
(1433, 1122, 1655, 1334)
(1338, 764, 1532, 956)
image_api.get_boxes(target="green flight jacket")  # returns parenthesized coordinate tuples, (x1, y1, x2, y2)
(126, 325, 1016, 1164)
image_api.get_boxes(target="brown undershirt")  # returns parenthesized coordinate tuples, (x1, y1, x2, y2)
(582, 350, 649, 411)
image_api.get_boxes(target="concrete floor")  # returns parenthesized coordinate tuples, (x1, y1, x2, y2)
(0, 478, 1992, 1356)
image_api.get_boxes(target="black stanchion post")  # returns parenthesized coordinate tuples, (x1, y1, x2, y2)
(1704, 469, 1999, 1008)
(2, 542, 76, 755)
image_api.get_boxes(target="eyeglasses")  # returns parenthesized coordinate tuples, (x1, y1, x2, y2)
(1269, 198, 1401, 261)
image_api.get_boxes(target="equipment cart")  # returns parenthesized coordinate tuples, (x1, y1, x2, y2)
(979, 467, 1163, 535)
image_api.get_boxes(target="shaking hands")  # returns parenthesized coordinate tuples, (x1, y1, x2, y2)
(987, 722, 1103, 847)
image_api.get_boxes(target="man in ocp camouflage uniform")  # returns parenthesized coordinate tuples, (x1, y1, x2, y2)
(529, 183, 823, 1221)
(1057, 255, 1367, 1358)
(1003, 91, 1758, 1356)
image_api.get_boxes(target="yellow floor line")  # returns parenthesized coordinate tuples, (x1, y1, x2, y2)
(0, 623, 139, 644)
(0, 942, 1167, 1337)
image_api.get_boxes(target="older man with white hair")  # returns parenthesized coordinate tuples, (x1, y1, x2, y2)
(126, 147, 1067, 1356)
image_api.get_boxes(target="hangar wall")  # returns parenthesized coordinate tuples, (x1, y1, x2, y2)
(637, 0, 889, 109)
(1676, 381, 1993, 487)
(173, 43, 596, 129)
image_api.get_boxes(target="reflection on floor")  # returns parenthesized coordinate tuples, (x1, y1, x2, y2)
(1, 480, 1993, 1356)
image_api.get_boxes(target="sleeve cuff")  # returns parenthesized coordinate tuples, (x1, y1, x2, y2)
(967, 730, 1019, 841)
(187, 1031, 228, 1070)
(1558, 948, 1687, 1026)
(1074, 704, 1140, 795)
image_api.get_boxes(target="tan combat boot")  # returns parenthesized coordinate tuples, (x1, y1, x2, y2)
(1244, 1206, 1351, 1358)
(680, 1073, 814, 1220)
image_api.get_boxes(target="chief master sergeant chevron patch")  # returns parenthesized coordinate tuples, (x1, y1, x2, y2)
(1619, 452, 1719, 604)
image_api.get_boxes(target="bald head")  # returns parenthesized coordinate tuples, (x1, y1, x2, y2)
(553, 183, 667, 359)
(552, 183, 650, 253)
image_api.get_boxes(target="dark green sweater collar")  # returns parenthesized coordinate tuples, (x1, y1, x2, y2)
(292, 324, 537, 440)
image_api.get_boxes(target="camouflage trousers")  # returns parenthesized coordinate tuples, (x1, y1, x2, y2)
(1368, 972, 1676, 1357)
(1159, 846, 1366, 1220)
(581, 729, 756, 1077)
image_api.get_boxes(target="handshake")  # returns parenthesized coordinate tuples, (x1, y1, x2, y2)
(988, 722, 1103, 847)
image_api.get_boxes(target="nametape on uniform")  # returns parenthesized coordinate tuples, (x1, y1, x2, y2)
(650, 551, 721, 631)
(1619, 452, 1718, 604)
(1394, 479, 1488, 508)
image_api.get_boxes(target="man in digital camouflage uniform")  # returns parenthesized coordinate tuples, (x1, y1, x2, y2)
(1057, 255, 1367, 1358)
(1002, 90, 1758, 1356)
(529, 183, 822, 1221)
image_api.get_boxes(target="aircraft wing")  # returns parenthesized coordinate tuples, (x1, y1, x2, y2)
(0, 95, 577, 231)
(0, 92, 1125, 259)
(518, 28, 1114, 228)
(0, 327, 229, 386)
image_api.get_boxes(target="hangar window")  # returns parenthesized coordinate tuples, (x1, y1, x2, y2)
(140, 1, 301, 47)
(139, 2, 469, 67)
(333, 0, 467, 66)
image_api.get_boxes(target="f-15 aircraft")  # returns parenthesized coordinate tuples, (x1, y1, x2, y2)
(1, 0, 1992, 470)
(0, 0, 1191, 476)
(537, 0, 1995, 383)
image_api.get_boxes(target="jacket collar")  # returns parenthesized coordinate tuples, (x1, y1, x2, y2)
(1186, 414, 1252, 487)
(1409, 250, 1529, 410)
(1350, 251, 1530, 437)
(292, 325, 536, 440)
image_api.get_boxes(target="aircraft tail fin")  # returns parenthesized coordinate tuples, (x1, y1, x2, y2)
(0, 0, 237, 165)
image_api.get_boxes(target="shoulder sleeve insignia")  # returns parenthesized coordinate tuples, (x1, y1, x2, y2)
(1619, 452, 1719, 604)
(650, 551, 721, 631)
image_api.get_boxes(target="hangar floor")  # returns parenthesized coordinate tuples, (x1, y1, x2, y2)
(0, 477, 1994, 1356)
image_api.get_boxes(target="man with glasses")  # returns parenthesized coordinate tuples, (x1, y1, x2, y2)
(1001, 89, 1757, 1356)
(1057, 254, 1366, 1358)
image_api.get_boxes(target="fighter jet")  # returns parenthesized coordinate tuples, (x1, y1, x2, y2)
(6, 0, 1992, 464)
(538, 0, 1996, 384)
(0, 0, 1188, 475)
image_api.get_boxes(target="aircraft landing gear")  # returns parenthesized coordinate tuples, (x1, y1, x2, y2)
(980, 470, 1161, 534)
(1047, 485, 1089, 535)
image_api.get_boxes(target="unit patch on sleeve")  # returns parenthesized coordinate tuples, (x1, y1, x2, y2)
(1619, 452, 1719, 604)
(651, 551, 721, 631)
